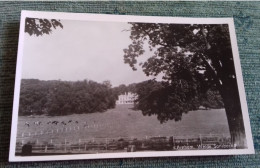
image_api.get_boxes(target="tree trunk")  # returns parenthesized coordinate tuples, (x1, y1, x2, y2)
(225, 103, 247, 149)
(219, 79, 247, 149)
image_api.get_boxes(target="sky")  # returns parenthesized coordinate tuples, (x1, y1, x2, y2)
(22, 20, 157, 87)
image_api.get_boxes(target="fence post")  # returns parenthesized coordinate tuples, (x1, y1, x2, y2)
(50, 139, 53, 144)
(45, 145, 48, 152)
(78, 139, 81, 151)
(173, 137, 175, 148)
(64, 139, 67, 152)
(199, 134, 202, 146)
(106, 138, 108, 150)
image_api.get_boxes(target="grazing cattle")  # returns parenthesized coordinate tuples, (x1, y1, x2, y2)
(47, 121, 52, 124)
(52, 121, 59, 125)
(61, 121, 67, 125)
(83, 122, 88, 128)
(34, 121, 41, 126)
(68, 120, 72, 123)
(75, 121, 78, 124)
(25, 122, 30, 127)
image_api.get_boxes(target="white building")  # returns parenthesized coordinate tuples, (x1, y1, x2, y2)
(116, 92, 137, 104)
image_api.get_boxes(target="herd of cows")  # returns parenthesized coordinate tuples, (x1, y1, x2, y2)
(24, 120, 95, 128)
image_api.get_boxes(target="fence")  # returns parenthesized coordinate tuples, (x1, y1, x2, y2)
(16, 134, 232, 155)
(19, 126, 82, 138)
(17, 122, 113, 139)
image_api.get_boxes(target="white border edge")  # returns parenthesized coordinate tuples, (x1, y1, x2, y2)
(228, 19, 255, 154)
(9, 11, 27, 162)
(9, 148, 255, 162)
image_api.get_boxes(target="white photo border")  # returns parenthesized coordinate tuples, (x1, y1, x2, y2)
(9, 10, 255, 162)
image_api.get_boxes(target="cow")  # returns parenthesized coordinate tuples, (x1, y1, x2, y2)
(25, 122, 30, 127)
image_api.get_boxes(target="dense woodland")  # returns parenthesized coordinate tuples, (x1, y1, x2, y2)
(19, 79, 223, 116)
(19, 79, 116, 116)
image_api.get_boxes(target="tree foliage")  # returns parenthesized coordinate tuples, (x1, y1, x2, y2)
(135, 80, 223, 123)
(19, 79, 116, 116)
(124, 23, 234, 120)
(124, 23, 233, 91)
(124, 22, 246, 147)
(25, 18, 63, 36)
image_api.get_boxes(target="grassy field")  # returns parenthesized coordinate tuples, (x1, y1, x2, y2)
(16, 104, 230, 145)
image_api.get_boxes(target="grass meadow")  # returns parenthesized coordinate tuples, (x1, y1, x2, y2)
(16, 104, 230, 145)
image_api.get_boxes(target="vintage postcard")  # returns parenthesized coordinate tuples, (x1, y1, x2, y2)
(9, 11, 254, 162)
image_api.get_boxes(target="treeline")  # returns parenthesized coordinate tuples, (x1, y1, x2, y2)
(19, 79, 224, 117)
(19, 79, 116, 116)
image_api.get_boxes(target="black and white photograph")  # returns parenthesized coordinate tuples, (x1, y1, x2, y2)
(9, 11, 254, 162)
